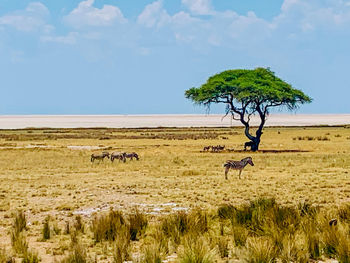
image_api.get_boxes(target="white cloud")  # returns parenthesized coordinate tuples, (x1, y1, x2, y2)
(137, 0, 171, 28)
(0, 2, 50, 32)
(64, 0, 126, 28)
(41, 32, 78, 45)
(181, 0, 213, 15)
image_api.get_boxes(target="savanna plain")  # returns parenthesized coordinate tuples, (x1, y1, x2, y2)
(0, 126, 350, 262)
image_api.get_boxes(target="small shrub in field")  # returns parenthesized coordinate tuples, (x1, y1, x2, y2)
(59, 244, 89, 263)
(217, 205, 235, 220)
(113, 226, 131, 263)
(179, 237, 213, 263)
(150, 225, 169, 255)
(13, 210, 27, 234)
(217, 237, 229, 258)
(0, 248, 14, 263)
(138, 244, 162, 263)
(64, 221, 70, 235)
(74, 215, 84, 233)
(128, 209, 148, 241)
(161, 210, 208, 246)
(42, 216, 51, 240)
(244, 237, 276, 263)
(336, 234, 350, 263)
(11, 230, 28, 255)
(302, 221, 320, 260)
(338, 205, 350, 222)
(91, 209, 125, 242)
(298, 202, 318, 218)
(279, 234, 308, 263)
(232, 225, 248, 247)
(22, 250, 40, 263)
(322, 227, 339, 257)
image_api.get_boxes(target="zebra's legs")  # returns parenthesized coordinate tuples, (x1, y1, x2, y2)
(225, 166, 230, 180)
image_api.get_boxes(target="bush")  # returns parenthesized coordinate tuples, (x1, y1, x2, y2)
(138, 244, 163, 263)
(74, 215, 85, 234)
(22, 250, 40, 263)
(13, 210, 27, 234)
(91, 209, 125, 242)
(42, 216, 51, 240)
(244, 237, 276, 263)
(179, 237, 213, 263)
(59, 244, 89, 263)
(161, 210, 208, 246)
(128, 209, 148, 241)
(11, 230, 28, 255)
(0, 248, 14, 263)
(113, 226, 131, 263)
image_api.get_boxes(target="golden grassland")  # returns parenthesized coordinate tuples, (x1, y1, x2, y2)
(0, 126, 350, 262)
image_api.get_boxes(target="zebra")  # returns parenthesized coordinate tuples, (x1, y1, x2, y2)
(212, 145, 225, 152)
(203, 146, 212, 152)
(223, 157, 254, 180)
(124, 152, 139, 161)
(91, 152, 110, 162)
(111, 152, 126, 163)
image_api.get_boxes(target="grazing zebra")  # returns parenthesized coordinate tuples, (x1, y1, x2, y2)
(111, 152, 126, 163)
(91, 152, 110, 162)
(244, 141, 254, 151)
(203, 146, 212, 152)
(124, 152, 139, 161)
(224, 157, 254, 180)
(212, 145, 225, 152)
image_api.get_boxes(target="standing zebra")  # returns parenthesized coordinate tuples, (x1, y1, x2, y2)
(223, 157, 254, 180)
(124, 152, 139, 161)
(91, 152, 110, 162)
(111, 152, 126, 163)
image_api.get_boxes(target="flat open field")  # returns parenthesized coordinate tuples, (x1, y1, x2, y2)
(0, 126, 350, 262)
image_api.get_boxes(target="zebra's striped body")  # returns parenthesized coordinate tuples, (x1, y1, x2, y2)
(111, 152, 126, 163)
(91, 152, 110, 162)
(124, 152, 139, 161)
(224, 157, 254, 179)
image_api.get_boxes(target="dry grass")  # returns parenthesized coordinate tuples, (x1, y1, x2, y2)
(0, 126, 349, 261)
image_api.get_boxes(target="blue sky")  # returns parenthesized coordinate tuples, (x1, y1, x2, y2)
(0, 0, 349, 114)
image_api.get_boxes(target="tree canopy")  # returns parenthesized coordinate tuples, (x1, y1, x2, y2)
(185, 68, 312, 151)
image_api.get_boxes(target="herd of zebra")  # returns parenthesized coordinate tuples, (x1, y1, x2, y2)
(91, 151, 139, 163)
(203, 145, 226, 152)
(90, 149, 254, 180)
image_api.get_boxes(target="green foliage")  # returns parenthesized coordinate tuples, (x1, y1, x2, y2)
(185, 68, 311, 110)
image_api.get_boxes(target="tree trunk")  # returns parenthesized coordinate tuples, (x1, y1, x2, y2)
(250, 137, 260, 151)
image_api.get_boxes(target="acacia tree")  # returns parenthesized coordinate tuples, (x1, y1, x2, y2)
(185, 68, 312, 151)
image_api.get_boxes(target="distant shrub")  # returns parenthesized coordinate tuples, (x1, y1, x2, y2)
(128, 209, 148, 241)
(42, 216, 51, 240)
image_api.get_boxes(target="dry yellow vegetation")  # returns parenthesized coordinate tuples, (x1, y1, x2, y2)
(0, 126, 349, 262)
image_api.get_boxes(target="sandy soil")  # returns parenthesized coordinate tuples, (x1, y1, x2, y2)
(0, 114, 349, 129)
